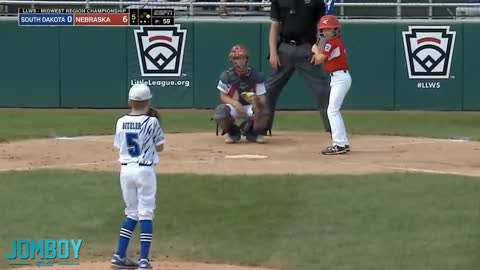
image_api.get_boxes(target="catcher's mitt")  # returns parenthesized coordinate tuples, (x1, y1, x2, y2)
(241, 92, 271, 133)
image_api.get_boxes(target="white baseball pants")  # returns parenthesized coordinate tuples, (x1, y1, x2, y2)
(328, 70, 352, 147)
(226, 104, 253, 119)
(120, 163, 157, 221)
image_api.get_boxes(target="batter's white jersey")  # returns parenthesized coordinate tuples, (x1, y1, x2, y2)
(114, 114, 165, 165)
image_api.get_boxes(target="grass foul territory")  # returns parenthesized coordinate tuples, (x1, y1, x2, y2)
(1, 109, 480, 141)
(1, 170, 479, 270)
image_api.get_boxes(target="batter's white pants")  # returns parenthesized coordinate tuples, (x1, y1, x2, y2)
(226, 104, 253, 120)
(120, 163, 157, 221)
(328, 70, 352, 147)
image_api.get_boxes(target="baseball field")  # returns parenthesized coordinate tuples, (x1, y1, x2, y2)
(1, 109, 480, 270)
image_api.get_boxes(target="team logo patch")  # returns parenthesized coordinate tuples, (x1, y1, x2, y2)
(402, 26, 456, 79)
(134, 25, 187, 77)
(324, 43, 331, 52)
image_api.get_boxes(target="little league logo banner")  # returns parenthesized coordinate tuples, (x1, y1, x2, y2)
(134, 25, 187, 77)
(128, 24, 193, 106)
(402, 26, 456, 79)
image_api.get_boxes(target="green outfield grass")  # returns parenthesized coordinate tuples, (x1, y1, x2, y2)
(1, 109, 480, 142)
(1, 170, 479, 270)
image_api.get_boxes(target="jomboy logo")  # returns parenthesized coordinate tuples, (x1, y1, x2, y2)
(402, 26, 456, 79)
(6, 239, 82, 266)
(134, 25, 187, 77)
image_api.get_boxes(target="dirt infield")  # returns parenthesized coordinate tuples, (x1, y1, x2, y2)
(2, 132, 480, 270)
(1, 132, 480, 176)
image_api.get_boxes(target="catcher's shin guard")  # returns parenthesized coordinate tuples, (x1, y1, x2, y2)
(213, 104, 234, 135)
(245, 132, 259, 143)
(239, 118, 253, 136)
(239, 119, 260, 143)
(227, 124, 242, 142)
(241, 92, 271, 135)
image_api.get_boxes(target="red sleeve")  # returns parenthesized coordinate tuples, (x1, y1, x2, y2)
(321, 39, 337, 57)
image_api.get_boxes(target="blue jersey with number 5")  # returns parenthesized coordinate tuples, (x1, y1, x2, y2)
(114, 114, 165, 165)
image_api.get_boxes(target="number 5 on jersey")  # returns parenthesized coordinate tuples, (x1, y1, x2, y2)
(126, 132, 140, 157)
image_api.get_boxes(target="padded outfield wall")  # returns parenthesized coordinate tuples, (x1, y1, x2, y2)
(0, 18, 479, 110)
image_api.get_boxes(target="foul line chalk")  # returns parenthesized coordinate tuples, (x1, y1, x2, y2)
(380, 165, 465, 176)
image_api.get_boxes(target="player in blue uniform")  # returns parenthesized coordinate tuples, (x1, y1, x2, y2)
(111, 84, 165, 269)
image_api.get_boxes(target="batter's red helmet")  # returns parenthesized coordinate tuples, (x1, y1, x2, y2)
(317, 15, 341, 30)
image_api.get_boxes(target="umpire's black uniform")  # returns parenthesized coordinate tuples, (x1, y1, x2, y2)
(265, 0, 331, 132)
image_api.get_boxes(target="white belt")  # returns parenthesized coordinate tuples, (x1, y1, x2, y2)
(121, 163, 153, 167)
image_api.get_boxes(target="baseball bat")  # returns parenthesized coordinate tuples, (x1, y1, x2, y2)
(316, 0, 336, 45)
(325, 0, 335, 15)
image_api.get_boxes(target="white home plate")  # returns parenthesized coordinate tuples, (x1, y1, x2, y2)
(225, 154, 269, 159)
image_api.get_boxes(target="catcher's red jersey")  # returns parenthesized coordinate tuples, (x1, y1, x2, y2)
(321, 36, 349, 73)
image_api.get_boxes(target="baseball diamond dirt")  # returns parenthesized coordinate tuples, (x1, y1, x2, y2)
(2, 131, 480, 270)
(1, 132, 479, 177)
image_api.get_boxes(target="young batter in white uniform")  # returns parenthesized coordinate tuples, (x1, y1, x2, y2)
(311, 15, 352, 155)
(111, 84, 165, 269)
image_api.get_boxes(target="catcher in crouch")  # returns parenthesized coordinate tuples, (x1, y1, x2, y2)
(213, 44, 270, 144)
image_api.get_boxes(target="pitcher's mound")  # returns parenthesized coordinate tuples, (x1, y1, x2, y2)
(13, 261, 276, 270)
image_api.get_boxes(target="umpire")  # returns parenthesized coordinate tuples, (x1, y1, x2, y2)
(265, 0, 331, 133)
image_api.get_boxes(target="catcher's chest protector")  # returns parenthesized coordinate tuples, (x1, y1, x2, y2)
(226, 69, 258, 106)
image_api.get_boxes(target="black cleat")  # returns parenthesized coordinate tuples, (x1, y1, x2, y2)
(322, 145, 348, 155)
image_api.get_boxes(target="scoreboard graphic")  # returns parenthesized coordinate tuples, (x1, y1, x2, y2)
(18, 8, 175, 26)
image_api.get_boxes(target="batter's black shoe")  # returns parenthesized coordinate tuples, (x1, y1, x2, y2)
(345, 145, 350, 152)
(322, 145, 347, 155)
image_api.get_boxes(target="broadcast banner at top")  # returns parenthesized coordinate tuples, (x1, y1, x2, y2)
(18, 8, 175, 27)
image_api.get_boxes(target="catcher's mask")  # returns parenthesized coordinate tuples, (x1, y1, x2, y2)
(229, 44, 249, 76)
(317, 15, 340, 39)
